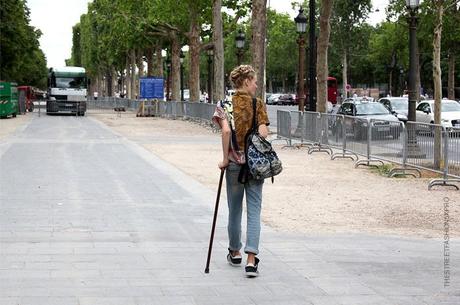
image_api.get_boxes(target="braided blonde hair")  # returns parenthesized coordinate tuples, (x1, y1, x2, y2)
(229, 65, 256, 89)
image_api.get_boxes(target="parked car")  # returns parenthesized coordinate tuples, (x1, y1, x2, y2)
(266, 93, 272, 103)
(278, 94, 295, 105)
(334, 100, 401, 140)
(267, 93, 282, 105)
(378, 97, 409, 122)
(416, 99, 460, 130)
(342, 96, 375, 104)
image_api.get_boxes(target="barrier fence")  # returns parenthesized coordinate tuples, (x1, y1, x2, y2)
(87, 97, 217, 125)
(86, 98, 459, 190)
(276, 110, 460, 190)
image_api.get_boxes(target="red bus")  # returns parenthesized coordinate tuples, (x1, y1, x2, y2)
(295, 76, 338, 108)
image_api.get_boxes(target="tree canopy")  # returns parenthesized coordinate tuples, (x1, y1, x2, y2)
(0, 0, 47, 88)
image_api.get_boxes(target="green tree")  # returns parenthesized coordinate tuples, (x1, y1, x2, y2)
(330, 0, 372, 98)
(0, 0, 47, 88)
(266, 9, 297, 93)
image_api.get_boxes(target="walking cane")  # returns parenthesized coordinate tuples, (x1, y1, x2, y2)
(204, 168, 225, 273)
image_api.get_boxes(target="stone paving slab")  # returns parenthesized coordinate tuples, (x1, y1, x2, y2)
(0, 113, 458, 305)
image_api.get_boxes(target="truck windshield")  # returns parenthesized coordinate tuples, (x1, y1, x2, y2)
(56, 77, 87, 89)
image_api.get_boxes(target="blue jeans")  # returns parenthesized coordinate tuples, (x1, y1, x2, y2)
(226, 162, 264, 255)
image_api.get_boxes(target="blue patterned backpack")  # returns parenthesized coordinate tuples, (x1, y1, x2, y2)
(238, 98, 282, 183)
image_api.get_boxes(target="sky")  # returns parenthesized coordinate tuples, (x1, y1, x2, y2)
(27, 0, 389, 68)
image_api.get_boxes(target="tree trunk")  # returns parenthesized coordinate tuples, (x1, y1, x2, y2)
(448, 50, 455, 100)
(106, 70, 113, 97)
(251, 0, 267, 101)
(432, 1, 443, 169)
(110, 69, 114, 97)
(268, 77, 273, 93)
(146, 47, 154, 77)
(112, 67, 118, 96)
(154, 45, 163, 77)
(282, 78, 286, 93)
(316, 0, 333, 113)
(189, 6, 201, 102)
(125, 56, 131, 99)
(130, 49, 136, 99)
(388, 70, 393, 96)
(136, 49, 144, 99)
(212, 0, 224, 102)
(342, 50, 348, 99)
(171, 34, 181, 102)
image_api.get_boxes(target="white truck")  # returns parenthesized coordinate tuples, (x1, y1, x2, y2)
(47, 66, 87, 115)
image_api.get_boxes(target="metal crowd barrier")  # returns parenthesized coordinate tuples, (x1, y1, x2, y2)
(276, 110, 460, 190)
(87, 97, 141, 113)
(307, 112, 332, 155)
(88, 97, 217, 126)
(276, 110, 291, 146)
(447, 128, 460, 178)
(325, 114, 357, 160)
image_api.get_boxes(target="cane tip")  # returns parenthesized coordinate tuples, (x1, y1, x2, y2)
(204, 268, 209, 273)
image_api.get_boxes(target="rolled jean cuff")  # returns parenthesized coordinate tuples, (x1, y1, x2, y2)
(228, 246, 241, 252)
(244, 246, 259, 255)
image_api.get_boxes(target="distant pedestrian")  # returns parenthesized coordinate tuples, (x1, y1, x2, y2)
(212, 65, 269, 278)
(93, 91, 98, 100)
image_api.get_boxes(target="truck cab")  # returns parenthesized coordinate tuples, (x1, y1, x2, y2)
(47, 67, 87, 115)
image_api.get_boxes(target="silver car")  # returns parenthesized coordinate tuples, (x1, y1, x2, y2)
(335, 100, 401, 140)
(378, 97, 409, 121)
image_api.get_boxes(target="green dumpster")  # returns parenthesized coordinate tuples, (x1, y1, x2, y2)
(0, 82, 18, 118)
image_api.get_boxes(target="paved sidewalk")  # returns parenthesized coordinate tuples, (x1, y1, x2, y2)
(0, 113, 458, 305)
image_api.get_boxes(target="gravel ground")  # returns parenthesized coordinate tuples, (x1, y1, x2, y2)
(92, 111, 460, 237)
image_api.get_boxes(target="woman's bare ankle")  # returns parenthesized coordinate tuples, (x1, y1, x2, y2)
(247, 253, 255, 265)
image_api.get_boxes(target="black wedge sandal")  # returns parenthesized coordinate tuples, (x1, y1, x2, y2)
(227, 249, 242, 266)
(245, 257, 259, 277)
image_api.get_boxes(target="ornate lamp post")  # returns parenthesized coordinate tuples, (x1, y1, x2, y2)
(406, 0, 420, 123)
(180, 50, 185, 101)
(294, 7, 307, 112)
(235, 30, 245, 66)
(207, 48, 214, 103)
(308, 0, 316, 112)
(406, 0, 424, 157)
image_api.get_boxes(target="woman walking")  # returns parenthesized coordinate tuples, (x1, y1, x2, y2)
(212, 65, 269, 277)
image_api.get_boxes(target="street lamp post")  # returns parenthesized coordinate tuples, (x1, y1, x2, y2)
(308, 0, 316, 112)
(406, 0, 419, 123)
(399, 66, 405, 96)
(180, 50, 185, 101)
(207, 48, 214, 104)
(405, 0, 425, 158)
(235, 30, 245, 66)
(166, 56, 171, 101)
(295, 8, 307, 112)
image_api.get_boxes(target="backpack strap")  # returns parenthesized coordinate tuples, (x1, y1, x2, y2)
(251, 97, 257, 132)
(238, 98, 258, 184)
